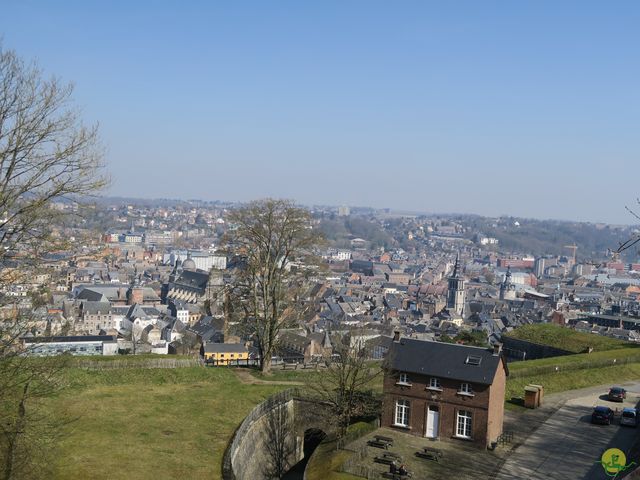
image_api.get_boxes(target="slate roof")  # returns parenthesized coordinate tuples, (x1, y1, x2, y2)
(387, 338, 505, 385)
(77, 289, 107, 302)
(174, 270, 209, 291)
(126, 304, 161, 319)
(82, 301, 112, 314)
(188, 316, 225, 343)
(203, 343, 247, 354)
(75, 285, 160, 302)
(279, 331, 311, 349)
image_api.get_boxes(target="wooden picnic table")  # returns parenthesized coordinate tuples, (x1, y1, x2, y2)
(382, 451, 402, 460)
(374, 455, 397, 466)
(367, 439, 391, 449)
(415, 446, 443, 461)
(375, 435, 394, 443)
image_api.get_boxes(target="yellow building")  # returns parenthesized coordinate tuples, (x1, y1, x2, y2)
(203, 343, 249, 365)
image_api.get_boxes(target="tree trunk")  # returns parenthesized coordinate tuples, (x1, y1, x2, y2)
(3, 383, 28, 480)
(261, 355, 272, 374)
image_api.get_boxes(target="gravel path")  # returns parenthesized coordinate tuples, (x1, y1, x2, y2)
(232, 368, 304, 386)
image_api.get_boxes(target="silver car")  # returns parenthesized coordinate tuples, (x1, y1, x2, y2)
(620, 408, 638, 427)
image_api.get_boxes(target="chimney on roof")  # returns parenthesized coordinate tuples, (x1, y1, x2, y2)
(493, 343, 503, 356)
(393, 330, 400, 343)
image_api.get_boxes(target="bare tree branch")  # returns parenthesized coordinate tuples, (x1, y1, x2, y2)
(0, 43, 107, 479)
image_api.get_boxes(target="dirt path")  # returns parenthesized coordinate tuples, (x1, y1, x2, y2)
(233, 368, 304, 386)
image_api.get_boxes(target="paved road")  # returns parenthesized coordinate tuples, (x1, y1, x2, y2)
(496, 382, 640, 480)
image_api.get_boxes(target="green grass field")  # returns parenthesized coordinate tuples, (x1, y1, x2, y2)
(505, 347, 640, 407)
(48, 366, 286, 480)
(250, 364, 385, 393)
(41, 341, 640, 479)
(504, 323, 632, 353)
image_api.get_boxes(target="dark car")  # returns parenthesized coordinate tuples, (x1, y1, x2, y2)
(608, 387, 627, 402)
(592, 406, 615, 425)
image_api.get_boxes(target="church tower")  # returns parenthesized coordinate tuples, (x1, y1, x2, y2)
(447, 253, 466, 316)
(499, 266, 517, 301)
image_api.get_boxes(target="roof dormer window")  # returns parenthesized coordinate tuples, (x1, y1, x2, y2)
(465, 355, 482, 366)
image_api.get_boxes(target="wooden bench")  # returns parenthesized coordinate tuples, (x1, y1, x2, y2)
(381, 474, 398, 480)
(415, 447, 443, 462)
(382, 452, 401, 460)
(282, 363, 298, 370)
(367, 439, 391, 449)
(375, 453, 404, 466)
(381, 472, 411, 479)
(301, 363, 318, 370)
(374, 455, 397, 466)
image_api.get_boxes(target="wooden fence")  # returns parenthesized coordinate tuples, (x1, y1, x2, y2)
(74, 357, 203, 369)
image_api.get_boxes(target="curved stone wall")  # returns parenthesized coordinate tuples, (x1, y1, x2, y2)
(222, 389, 334, 480)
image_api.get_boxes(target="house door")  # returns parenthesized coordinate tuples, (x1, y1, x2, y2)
(426, 405, 439, 438)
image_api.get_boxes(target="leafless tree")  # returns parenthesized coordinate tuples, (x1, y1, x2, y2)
(0, 45, 107, 264)
(262, 403, 296, 479)
(614, 198, 640, 257)
(0, 355, 72, 480)
(225, 199, 322, 373)
(310, 332, 382, 437)
(0, 44, 106, 479)
(173, 330, 200, 356)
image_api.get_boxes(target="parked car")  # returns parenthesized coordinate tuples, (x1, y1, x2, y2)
(608, 386, 627, 402)
(592, 406, 615, 425)
(620, 408, 639, 427)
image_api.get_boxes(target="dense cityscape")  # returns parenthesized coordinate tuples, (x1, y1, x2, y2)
(10, 199, 640, 359)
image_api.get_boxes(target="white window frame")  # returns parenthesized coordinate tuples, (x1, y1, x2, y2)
(394, 399, 410, 427)
(458, 382, 474, 396)
(397, 372, 411, 386)
(456, 410, 472, 439)
(427, 377, 442, 391)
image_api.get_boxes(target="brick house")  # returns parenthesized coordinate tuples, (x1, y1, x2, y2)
(382, 335, 508, 448)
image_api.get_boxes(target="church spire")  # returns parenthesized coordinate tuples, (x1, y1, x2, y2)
(447, 252, 465, 316)
(452, 252, 461, 278)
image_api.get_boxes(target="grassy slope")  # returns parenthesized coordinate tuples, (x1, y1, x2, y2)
(250, 365, 384, 393)
(306, 422, 373, 480)
(504, 323, 631, 353)
(305, 440, 360, 480)
(506, 363, 640, 402)
(49, 367, 285, 480)
(48, 343, 640, 479)
(505, 347, 640, 408)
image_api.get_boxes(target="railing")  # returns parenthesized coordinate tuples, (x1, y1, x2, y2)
(204, 356, 326, 368)
(337, 418, 383, 479)
(73, 357, 202, 369)
(497, 431, 513, 446)
(337, 418, 380, 450)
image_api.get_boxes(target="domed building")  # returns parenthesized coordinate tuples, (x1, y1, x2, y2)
(162, 254, 225, 308)
(182, 252, 196, 271)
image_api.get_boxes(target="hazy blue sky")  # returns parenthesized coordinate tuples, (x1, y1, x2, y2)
(2, 1, 639, 223)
